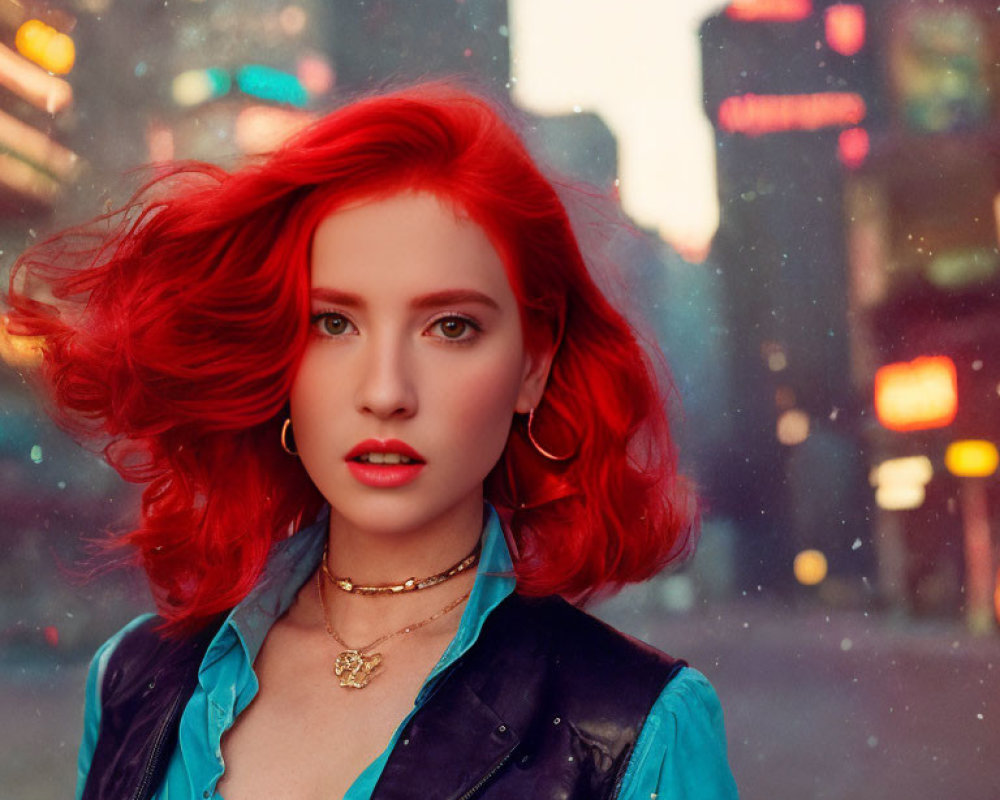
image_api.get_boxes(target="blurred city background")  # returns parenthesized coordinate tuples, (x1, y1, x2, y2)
(1, 0, 998, 797)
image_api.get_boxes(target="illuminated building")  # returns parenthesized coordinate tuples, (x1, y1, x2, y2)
(700, 0, 876, 595)
(843, 0, 1000, 629)
(0, 1, 81, 216)
(705, 0, 1000, 626)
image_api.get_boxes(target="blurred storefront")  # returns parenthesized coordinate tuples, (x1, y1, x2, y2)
(844, 0, 1000, 633)
(702, 0, 1000, 633)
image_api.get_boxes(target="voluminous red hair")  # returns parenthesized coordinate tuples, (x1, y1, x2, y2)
(5, 82, 695, 633)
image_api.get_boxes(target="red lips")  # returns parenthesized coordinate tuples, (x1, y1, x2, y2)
(345, 439, 426, 463)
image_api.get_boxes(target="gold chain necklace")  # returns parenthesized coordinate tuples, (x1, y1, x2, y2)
(315, 570, 470, 689)
(321, 540, 480, 595)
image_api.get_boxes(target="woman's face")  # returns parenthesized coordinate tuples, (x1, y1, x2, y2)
(289, 190, 549, 538)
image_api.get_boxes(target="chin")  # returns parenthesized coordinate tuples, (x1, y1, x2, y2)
(328, 486, 483, 536)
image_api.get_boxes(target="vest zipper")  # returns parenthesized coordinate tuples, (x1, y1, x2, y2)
(130, 690, 183, 800)
(456, 749, 515, 800)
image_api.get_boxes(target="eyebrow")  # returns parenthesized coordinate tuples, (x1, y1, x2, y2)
(309, 287, 501, 312)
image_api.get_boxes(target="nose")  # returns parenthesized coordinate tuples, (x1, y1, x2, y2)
(354, 331, 418, 420)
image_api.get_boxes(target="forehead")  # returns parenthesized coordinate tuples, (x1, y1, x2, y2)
(309, 191, 511, 298)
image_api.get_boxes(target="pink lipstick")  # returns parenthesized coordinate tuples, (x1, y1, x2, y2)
(345, 439, 425, 488)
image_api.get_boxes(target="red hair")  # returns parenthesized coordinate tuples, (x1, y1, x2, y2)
(5, 82, 694, 632)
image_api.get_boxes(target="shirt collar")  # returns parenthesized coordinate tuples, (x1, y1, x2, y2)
(201, 502, 516, 676)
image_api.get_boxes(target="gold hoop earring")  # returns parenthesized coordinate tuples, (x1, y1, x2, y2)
(280, 418, 298, 456)
(527, 407, 576, 462)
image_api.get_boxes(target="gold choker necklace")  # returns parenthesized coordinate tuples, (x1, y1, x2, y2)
(321, 540, 480, 595)
(316, 571, 469, 689)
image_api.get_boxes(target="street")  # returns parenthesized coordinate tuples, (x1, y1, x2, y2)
(599, 591, 1000, 800)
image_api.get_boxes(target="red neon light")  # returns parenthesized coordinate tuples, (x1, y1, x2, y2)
(726, 0, 812, 21)
(874, 356, 957, 432)
(718, 92, 866, 136)
(825, 4, 865, 56)
(838, 127, 869, 168)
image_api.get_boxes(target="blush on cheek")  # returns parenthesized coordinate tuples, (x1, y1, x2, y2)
(436, 361, 523, 418)
(452, 392, 519, 458)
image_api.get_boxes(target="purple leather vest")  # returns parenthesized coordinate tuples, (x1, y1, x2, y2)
(82, 595, 686, 800)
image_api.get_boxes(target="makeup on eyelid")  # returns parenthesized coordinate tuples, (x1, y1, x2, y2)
(307, 309, 484, 343)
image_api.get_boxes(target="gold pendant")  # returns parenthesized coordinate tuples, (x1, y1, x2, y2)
(333, 649, 383, 689)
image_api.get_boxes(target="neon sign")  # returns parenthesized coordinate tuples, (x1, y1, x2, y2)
(874, 356, 957, 432)
(718, 92, 866, 136)
(726, 0, 811, 22)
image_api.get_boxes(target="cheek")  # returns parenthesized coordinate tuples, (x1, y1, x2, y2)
(289, 356, 324, 420)
(287, 353, 344, 449)
(431, 352, 525, 451)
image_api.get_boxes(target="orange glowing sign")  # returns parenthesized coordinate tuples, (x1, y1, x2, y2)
(726, 0, 811, 22)
(874, 356, 957, 432)
(718, 92, 866, 136)
(825, 4, 866, 56)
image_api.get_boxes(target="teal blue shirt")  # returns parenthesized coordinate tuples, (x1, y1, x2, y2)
(77, 505, 739, 799)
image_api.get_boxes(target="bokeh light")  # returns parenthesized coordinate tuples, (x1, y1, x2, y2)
(838, 126, 869, 169)
(870, 455, 932, 511)
(234, 105, 313, 154)
(825, 4, 866, 57)
(874, 356, 957, 432)
(776, 409, 810, 446)
(727, 0, 811, 22)
(875, 483, 925, 511)
(16, 20, 76, 75)
(297, 55, 334, 96)
(171, 68, 231, 107)
(870, 455, 933, 488)
(794, 549, 828, 585)
(945, 440, 999, 478)
(278, 4, 308, 35)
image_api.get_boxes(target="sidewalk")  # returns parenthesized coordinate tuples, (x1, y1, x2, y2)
(597, 591, 1000, 800)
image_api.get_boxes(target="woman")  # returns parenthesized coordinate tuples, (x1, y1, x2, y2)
(6, 83, 738, 799)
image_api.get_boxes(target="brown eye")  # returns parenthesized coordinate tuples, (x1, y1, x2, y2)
(438, 318, 468, 339)
(430, 315, 483, 342)
(312, 313, 354, 337)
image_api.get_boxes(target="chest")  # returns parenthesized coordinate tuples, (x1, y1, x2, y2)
(86, 597, 681, 800)
(214, 621, 449, 800)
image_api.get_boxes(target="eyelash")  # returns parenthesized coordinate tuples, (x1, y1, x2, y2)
(308, 311, 483, 345)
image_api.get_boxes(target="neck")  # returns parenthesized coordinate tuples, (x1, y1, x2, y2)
(300, 497, 486, 642)
(324, 498, 487, 586)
